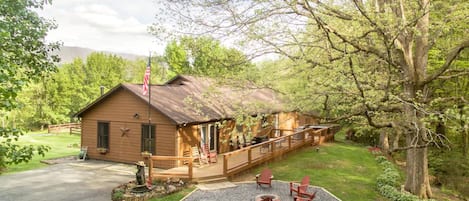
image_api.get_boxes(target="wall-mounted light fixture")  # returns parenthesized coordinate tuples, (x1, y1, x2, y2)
(133, 113, 140, 119)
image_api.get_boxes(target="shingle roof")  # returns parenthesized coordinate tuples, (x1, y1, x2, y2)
(76, 75, 284, 125)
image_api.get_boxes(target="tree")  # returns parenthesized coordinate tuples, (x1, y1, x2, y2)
(0, 0, 59, 171)
(153, 0, 469, 198)
(163, 36, 252, 78)
(45, 53, 129, 123)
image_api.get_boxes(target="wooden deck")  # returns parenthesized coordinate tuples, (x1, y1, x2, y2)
(147, 125, 339, 181)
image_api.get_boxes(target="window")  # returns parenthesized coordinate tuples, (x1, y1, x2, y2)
(274, 114, 280, 137)
(261, 116, 268, 128)
(97, 122, 109, 148)
(141, 124, 156, 154)
(236, 124, 243, 133)
(209, 125, 216, 152)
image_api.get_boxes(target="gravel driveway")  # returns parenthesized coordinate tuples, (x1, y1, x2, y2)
(0, 160, 134, 201)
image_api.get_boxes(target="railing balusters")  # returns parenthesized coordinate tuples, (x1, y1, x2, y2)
(222, 127, 332, 177)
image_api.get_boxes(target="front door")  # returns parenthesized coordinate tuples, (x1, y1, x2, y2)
(200, 124, 217, 153)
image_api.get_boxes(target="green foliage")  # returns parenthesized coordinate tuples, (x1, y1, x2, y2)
(112, 189, 124, 201)
(0, 0, 58, 172)
(375, 156, 434, 201)
(428, 150, 469, 198)
(164, 36, 252, 77)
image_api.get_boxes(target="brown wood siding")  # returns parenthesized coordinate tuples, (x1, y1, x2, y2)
(80, 88, 177, 169)
(177, 125, 200, 159)
(218, 120, 235, 154)
(298, 114, 319, 125)
(278, 112, 298, 135)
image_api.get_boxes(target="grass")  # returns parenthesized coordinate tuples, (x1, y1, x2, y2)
(156, 133, 384, 201)
(249, 138, 384, 200)
(149, 186, 196, 201)
(4, 131, 81, 174)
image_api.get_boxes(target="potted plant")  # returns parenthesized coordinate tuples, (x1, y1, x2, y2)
(97, 147, 108, 154)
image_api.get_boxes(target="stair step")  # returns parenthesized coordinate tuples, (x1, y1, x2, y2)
(196, 176, 228, 184)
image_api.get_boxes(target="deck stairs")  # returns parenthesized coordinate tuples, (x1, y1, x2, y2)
(194, 174, 228, 184)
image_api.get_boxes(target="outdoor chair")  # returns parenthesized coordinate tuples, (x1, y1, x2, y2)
(256, 168, 274, 188)
(191, 146, 208, 166)
(203, 143, 217, 163)
(293, 193, 316, 201)
(78, 146, 88, 161)
(290, 176, 315, 198)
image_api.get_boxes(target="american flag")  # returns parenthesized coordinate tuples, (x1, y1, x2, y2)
(142, 58, 151, 95)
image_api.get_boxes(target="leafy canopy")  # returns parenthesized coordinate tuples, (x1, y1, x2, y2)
(0, 0, 59, 171)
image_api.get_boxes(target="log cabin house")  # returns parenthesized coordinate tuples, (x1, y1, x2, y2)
(75, 75, 318, 168)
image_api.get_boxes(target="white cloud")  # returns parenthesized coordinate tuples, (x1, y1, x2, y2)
(37, 0, 164, 56)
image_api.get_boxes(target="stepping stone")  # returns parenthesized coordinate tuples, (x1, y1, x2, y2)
(196, 181, 237, 190)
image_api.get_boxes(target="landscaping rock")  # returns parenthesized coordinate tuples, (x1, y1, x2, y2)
(166, 185, 177, 194)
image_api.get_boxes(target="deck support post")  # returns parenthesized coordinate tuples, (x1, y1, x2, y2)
(223, 155, 228, 176)
(248, 149, 252, 165)
(188, 159, 193, 179)
(148, 156, 153, 184)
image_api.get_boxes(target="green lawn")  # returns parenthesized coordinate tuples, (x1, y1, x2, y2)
(155, 136, 384, 201)
(249, 140, 384, 200)
(4, 131, 81, 174)
(149, 186, 196, 201)
(257, 142, 381, 200)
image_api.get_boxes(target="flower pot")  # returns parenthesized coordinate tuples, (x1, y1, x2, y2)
(97, 148, 108, 154)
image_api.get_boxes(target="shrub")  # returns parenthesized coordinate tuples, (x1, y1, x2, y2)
(112, 189, 124, 201)
(375, 156, 435, 201)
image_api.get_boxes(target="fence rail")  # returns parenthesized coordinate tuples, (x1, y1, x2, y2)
(147, 156, 194, 182)
(223, 127, 332, 177)
(146, 125, 338, 182)
(48, 123, 81, 135)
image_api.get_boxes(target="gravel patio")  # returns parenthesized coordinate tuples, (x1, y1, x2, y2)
(183, 180, 341, 201)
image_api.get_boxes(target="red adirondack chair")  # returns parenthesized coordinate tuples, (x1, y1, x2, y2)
(256, 168, 273, 188)
(290, 176, 315, 198)
(294, 192, 316, 201)
(203, 143, 217, 163)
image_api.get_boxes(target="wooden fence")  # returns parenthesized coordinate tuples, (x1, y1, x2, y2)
(48, 123, 81, 135)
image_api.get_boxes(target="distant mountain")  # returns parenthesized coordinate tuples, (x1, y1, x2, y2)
(53, 46, 145, 64)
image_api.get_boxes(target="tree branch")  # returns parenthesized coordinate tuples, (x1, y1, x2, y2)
(422, 39, 469, 86)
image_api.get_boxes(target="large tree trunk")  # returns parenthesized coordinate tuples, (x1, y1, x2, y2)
(401, 83, 432, 197)
(405, 132, 432, 198)
(396, 0, 432, 197)
(401, 80, 432, 198)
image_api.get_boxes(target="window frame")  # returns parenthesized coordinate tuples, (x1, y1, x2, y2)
(141, 124, 156, 155)
(97, 121, 110, 149)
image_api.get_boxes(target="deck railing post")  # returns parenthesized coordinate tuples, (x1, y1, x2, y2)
(248, 149, 252, 166)
(302, 131, 306, 145)
(223, 154, 228, 176)
(270, 141, 275, 157)
(148, 156, 153, 184)
(188, 158, 193, 179)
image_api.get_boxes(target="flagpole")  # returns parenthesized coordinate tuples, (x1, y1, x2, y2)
(147, 52, 152, 155)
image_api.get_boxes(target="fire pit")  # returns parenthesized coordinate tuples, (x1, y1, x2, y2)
(255, 194, 280, 201)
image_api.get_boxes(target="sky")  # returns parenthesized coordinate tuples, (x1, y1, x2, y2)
(37, 0, 163, 56)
